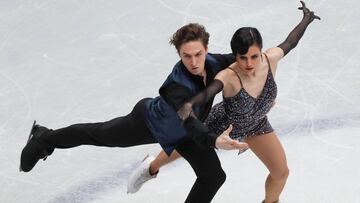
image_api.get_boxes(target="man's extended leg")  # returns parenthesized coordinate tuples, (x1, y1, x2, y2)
(20, 98, 157, 172)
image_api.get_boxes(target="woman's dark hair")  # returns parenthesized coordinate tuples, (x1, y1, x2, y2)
(170, 23, 209, 53)
(231, 27, 262, 56)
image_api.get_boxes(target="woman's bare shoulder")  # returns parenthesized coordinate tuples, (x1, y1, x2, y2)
(216, 65, 237, 81)
(215, 65, 236, 86)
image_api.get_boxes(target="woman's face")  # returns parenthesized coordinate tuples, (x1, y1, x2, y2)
(235, 44, 261, 73)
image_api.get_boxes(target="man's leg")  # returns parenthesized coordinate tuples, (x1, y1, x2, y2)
(44, 98, 156, 148)
(20, 98, 157, 172)
(176, 140, 226, 203)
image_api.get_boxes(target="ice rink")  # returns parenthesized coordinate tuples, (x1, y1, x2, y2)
(1, 0, 359, 202)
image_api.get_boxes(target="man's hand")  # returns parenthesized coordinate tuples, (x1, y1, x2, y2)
(215, 124, 248, 150)
(298, 1, 321, 22)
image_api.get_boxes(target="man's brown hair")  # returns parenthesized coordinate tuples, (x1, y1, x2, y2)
(170, 23, 209, 53)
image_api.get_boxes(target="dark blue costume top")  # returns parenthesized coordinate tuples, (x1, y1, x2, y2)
(144, 53, 233, 155)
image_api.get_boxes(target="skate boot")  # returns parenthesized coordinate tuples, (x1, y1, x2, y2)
(20, 121, 54, 172)
(127, 155, 158, 193)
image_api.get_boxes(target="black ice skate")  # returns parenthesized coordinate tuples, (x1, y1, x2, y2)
(20, 120, 54, 172)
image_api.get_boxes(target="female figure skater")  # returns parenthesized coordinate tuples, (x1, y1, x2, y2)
(128, 1, 320, 202)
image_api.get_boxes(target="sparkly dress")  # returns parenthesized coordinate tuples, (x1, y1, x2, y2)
(205, 54, 277, 142)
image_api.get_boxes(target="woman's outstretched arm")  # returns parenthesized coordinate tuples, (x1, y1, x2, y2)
(265, 1, 320, 75)
(278, 1, 320, 56)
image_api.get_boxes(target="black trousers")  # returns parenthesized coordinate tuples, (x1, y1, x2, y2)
(176, 139, 226, 203)
(44, 98, 157, 148)
(43, 98, 225, 202)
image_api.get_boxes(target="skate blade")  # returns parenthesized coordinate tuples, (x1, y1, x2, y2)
(26, 120, 37, 144)
(19, 120, 37, 172)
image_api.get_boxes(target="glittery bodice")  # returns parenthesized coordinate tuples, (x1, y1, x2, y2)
(205, 56, 277, 141)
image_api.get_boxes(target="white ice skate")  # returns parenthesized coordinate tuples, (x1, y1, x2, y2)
(127, 155, 157, 194)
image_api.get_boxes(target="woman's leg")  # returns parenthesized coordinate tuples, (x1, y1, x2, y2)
(126, 149, 182, 193)
(127, 149, 182, 194)
(245, 132, 289, 203)
(149, 150, 181, 174)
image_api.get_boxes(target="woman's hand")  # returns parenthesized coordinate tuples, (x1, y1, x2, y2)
(177, 102, 193, 120)
(215, 124, 249, 150)
(298, 1, 321, 23)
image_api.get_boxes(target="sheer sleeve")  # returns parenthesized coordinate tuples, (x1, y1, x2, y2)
(176, 79, 224, 148)
(160, 82, 193, 111)
(278, 1, 320, 55)
(177, 79, 224, 120)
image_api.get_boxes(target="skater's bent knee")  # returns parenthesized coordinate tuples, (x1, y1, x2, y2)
(205, 167, 226, 186)
(270, 167, 289, 180)
(217, 168, 226, 185)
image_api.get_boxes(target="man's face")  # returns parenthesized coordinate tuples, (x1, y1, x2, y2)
(179, 40, 208, 77)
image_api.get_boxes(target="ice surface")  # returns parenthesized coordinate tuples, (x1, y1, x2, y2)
(1, 0, 359, 202)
